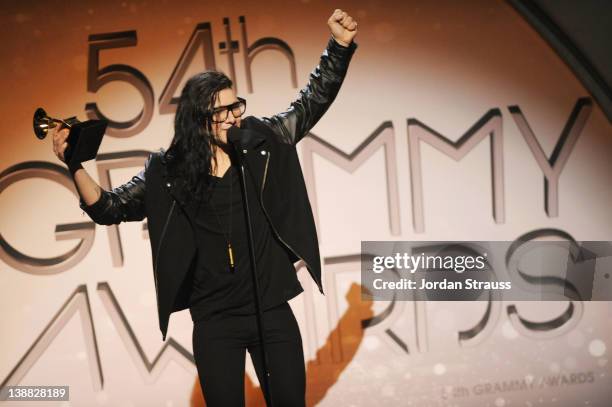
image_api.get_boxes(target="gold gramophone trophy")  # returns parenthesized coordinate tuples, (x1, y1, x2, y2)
(33, 107, 108, 170)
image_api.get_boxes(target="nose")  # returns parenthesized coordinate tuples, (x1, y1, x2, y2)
(225, 112, 236, 125)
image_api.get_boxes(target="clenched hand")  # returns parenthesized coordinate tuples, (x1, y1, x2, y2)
(328, 9, 358, 47)
(51, 124, 70, 164)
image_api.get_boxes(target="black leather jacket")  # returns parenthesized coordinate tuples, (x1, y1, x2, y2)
(79, 37, 357, 341)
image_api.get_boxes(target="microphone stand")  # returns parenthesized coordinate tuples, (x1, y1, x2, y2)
(227, 132, 274, 407)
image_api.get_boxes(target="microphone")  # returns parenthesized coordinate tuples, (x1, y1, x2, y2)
(227, 125, 244, 149)
(227, 126, 266, 164)
(227, 126, 247, 165)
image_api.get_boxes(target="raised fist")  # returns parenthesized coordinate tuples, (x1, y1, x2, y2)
(328, 9, 358, 47)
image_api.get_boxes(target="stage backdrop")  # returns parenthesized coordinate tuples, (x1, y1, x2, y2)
(1, 1, 610, 406)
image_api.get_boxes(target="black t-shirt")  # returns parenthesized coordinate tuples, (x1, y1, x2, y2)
(188, 164, 304, 322)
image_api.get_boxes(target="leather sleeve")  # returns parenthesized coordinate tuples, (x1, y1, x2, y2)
(78, 155, 150, 225)
(259, 36, 358, 145)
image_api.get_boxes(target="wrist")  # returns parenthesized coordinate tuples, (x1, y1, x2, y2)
(68, 162, 83, 177)
(331, 34, 351, 48)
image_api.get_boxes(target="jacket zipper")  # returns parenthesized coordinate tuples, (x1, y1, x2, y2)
(154, 199, 176, 333)
(258, 151, 322, 292)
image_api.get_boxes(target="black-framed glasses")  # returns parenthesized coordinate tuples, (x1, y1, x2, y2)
(208, 97, 247, 123)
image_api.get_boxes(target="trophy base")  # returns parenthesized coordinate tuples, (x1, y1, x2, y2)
(64, 119, 108, 169)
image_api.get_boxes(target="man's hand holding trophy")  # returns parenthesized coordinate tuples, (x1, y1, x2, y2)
(33, 108, 108, 175)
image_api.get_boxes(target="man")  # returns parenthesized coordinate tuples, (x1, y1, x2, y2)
(52, 8, 357, 406)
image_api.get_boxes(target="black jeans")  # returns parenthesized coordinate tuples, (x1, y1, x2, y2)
(192, 301, 306, 406)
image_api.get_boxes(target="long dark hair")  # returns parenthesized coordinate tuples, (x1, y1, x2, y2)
(166, 70, 233, 203)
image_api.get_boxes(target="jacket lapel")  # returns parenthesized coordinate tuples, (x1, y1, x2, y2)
(233, 127, 268, 194)
(159, 148, 195, 218)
